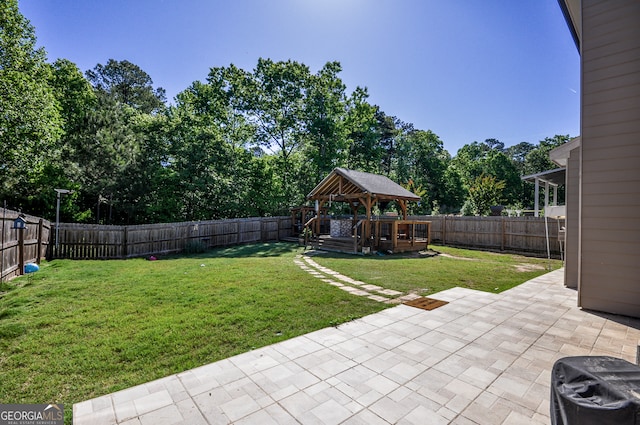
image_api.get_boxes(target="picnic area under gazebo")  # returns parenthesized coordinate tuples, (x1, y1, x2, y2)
(299, 168, 432, 254)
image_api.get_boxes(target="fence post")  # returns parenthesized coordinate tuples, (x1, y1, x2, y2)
(122, 226, 128, 258)
(47, 227, 54, 260)
(501, 217, 506, 251)
(442, 216, 447, 245)
(276, 218, 281, 241)
(37, 219, 43, 263)
(18, 227, 25, 276)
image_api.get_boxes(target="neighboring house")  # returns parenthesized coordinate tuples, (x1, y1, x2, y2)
(556, 0, 640, 318)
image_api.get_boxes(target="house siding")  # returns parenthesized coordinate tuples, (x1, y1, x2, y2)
(579, 0, 640, 317)
(564, 148, 579, 289)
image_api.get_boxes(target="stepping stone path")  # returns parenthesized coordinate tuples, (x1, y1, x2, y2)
(294, 252, 423, 304)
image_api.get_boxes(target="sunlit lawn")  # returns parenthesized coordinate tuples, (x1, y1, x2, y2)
(309, 244, 562, 296)
(0, 242, 561, 423)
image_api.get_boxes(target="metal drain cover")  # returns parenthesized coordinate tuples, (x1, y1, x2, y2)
(403, 297, 448, 311)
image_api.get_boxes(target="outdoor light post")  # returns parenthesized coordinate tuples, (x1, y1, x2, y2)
(54, 189, 73, 251)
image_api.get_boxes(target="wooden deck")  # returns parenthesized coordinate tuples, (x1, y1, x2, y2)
(305, 219, 431, 255)
(309, 235, 360, 254)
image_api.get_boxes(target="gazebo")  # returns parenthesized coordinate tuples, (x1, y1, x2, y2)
(303, 168, 432, 254)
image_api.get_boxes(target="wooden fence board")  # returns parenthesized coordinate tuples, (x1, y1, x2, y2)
(9, 214, 566, 262)
(49, 217, 293, 260)
(1, 208, 51, 281)
(0, 212, 568, 265)
(412, 215, 563, 257)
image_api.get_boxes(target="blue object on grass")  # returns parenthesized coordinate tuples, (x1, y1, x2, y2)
(24, 263, 39, 273)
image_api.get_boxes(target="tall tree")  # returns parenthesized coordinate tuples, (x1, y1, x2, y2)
(505, 141, 535, 175)
(0, 0, 62, 211)
(452, 139, 521, 207)
(122, 112, 174, 224)
(484, 138, 504, 152)
(66, 59, 169, 223)
(243, 58, 311, 208)
(206, 64, 260, 152)
(167, 81, 234, 220)
(78, 92, 142, 223)
(504, 141, 536, 208)
(376, 112, 410, 176)
(451, 141, 491, 185)
(86, 59, 166, 114)
(442, 165, 466, 212)
(345, 87, 380, 173)
(40, 59, 97, 220)
(482, 150, 521, 204)
(394, 130, 454, 213)
(165, 77, 278, 220)
(303, 61, 348, 184)
(521, 135, 570, 210)
(524, 135, 569, 175)
(466, 175, 506, 216)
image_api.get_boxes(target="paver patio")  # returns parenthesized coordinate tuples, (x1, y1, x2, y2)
(73, 268, 640, 424)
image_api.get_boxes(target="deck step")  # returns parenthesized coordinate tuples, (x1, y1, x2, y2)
(280, 236, 300, 243)
(310, 237, 360, 254)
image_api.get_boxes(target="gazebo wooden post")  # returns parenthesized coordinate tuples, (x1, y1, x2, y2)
(364, 197, 369, 247)
(399, 200, 408, 219)
(316, 200, 325, 237)
(361, 194, 373, 247)
(349, 200, 358, 235)
(291, 208, 297, 234)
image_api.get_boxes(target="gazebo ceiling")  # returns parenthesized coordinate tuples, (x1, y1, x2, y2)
(307, 168, 421, 202)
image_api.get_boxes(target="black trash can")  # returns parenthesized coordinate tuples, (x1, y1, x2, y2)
(551, 356, 640, 425)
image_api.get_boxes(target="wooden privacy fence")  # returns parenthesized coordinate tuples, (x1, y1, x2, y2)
(50, 214, 563, 260)
(412, 215, 564, 257)
(1, 208, 51, 281)
(50, 216, 293, 260)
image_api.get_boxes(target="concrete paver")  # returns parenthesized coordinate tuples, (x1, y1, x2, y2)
(74, 268, 640, 424)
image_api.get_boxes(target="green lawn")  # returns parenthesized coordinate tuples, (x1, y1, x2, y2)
(309, 244, 562, 296)
(0, 242, 561, 423)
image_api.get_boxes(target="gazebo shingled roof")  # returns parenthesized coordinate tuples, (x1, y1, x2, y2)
(307, 168, 420, 202)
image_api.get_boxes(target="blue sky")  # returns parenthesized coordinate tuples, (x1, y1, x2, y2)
(20, 0, 580, 155)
